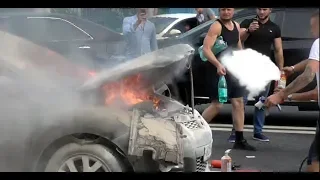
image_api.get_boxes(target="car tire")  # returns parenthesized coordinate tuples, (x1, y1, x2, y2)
(45, 143, 127, 172)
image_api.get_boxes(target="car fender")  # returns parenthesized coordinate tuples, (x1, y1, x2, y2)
(30, 107, 132, 171)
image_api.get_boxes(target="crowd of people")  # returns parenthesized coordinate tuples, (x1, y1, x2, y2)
(121, 8, 319, 172)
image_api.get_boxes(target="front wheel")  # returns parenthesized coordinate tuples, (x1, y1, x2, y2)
(45, 143, 127, 172)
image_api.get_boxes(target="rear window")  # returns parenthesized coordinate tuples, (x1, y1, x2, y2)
(282, 11, 314, 39)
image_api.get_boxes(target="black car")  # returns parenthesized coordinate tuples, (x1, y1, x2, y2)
(159, 8, 319, 111)
(0, 12, 125, 73)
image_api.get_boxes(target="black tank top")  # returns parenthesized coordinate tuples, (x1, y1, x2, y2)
(217, 19, 239, 49)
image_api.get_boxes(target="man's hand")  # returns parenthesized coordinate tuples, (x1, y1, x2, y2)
(282, 66, 295, 77)
(248, 21, 259, 33)
(217, 64, 227, 76)
(273, 86, 283, 93)
(134, 12, 147, 30)
(265, 91, 285, 108)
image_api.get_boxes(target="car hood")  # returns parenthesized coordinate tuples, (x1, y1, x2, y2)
(80, 44, 195, 91)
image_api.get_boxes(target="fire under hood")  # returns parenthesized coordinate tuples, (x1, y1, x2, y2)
(80, 44, 195, 91)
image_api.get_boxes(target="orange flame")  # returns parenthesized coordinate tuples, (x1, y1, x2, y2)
(102, 74, 160, 109)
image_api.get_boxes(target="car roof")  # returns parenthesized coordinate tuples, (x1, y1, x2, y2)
(0, 12, 63, 18)
(234, 8, 317, 17)
(152, 13, 197, 19)
(0, 12, 123, 41)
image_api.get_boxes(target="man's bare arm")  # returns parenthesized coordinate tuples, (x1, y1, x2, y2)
(280, 60, 319, 98)
(203, 22, 222, 68)
(273, 37, 284, 69)
(235, 22, 243, 50)
(291, 59, 310, 73)
(240, 28, 250, 42)
(290, 88, 318, 101)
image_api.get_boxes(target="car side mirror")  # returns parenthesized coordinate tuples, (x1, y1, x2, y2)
(169, 29, 182, 36)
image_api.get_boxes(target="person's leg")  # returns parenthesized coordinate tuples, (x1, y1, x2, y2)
(202, 62, 222, 123)
(306, 124, 319, 172)
(202, 101, 223, 123)
(227, 75, 256, 151)
(230, 97, 255, 151)
(228, 92, 249, 143)
(252, 83, 271, 142)
(307, 139, 319, 172)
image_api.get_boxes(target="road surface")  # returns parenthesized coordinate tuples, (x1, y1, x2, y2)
(204, 104, 318, 172)
(196, 104, 319, 127)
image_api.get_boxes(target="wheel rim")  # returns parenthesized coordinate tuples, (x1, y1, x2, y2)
(58, 154, 110, 172)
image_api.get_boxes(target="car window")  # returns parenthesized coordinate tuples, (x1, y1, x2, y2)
(11, 17, 92, 42)
(179, 20, 214, 38)
(282, 11, 314, 39)
(148, 17, 178, 34)
(165, 18, 197, 35)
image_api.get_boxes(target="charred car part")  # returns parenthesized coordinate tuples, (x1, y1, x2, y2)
(83, 45, 213, 172)
(79, 44, 212, 172)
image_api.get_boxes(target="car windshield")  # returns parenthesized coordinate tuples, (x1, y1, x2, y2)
(148, 17, 178, 34)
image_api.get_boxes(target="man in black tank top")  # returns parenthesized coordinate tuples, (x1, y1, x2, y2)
(202, 8, 256, 151)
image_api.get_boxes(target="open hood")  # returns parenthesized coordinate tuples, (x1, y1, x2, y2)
(80, 44, 195, 91)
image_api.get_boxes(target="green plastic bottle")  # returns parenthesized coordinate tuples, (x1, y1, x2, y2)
(218, 75, 228, 103)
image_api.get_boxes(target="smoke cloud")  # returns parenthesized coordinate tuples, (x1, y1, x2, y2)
(220, 49, 281, 99)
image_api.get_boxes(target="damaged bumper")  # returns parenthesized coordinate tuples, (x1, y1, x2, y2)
(128, 103, 212, 172)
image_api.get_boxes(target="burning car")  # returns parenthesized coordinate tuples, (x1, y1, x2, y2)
(0, 30, 213, 172)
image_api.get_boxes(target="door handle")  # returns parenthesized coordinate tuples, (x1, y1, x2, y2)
(78, 45, 91, 49)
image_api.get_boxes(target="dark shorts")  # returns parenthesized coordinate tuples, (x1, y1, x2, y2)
(307, 123, 319, 165)
(204, 52, 246, 102)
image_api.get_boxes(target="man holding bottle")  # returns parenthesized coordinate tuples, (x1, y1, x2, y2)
(227, 8, 284, 143)
(202, 8, 256, 151)
(265, 10, 319, 172)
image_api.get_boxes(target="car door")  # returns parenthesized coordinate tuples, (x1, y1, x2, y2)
(6, 16, 100, 80)
(10, 17, 101, 69)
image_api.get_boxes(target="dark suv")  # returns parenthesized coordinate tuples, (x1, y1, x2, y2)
(158, 8, 319, 111)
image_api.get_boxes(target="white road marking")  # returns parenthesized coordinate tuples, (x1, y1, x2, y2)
(210, 127, 315, 135)
(209, 124, 316, 131)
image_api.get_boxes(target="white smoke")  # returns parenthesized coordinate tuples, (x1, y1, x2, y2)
(221, 49, 281, 99)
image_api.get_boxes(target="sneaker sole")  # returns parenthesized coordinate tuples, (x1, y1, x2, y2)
(252, 137, 270, 142)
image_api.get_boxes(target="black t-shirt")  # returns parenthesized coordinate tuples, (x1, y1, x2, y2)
(240, 18, 281, 58)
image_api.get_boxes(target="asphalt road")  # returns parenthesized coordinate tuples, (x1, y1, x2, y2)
(209, 130, 314, 172)
(202, 104, 318, 172)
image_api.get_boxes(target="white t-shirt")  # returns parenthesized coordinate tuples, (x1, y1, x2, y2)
(308, 38, 319, 105)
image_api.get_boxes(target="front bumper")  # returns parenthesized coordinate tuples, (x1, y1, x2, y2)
(175, 109, 213, 172)
(127, 104, 213, 172)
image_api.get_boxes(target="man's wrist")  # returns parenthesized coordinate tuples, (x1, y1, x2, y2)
(278, 90, 286, 101)
(290, 65, 295, 73)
